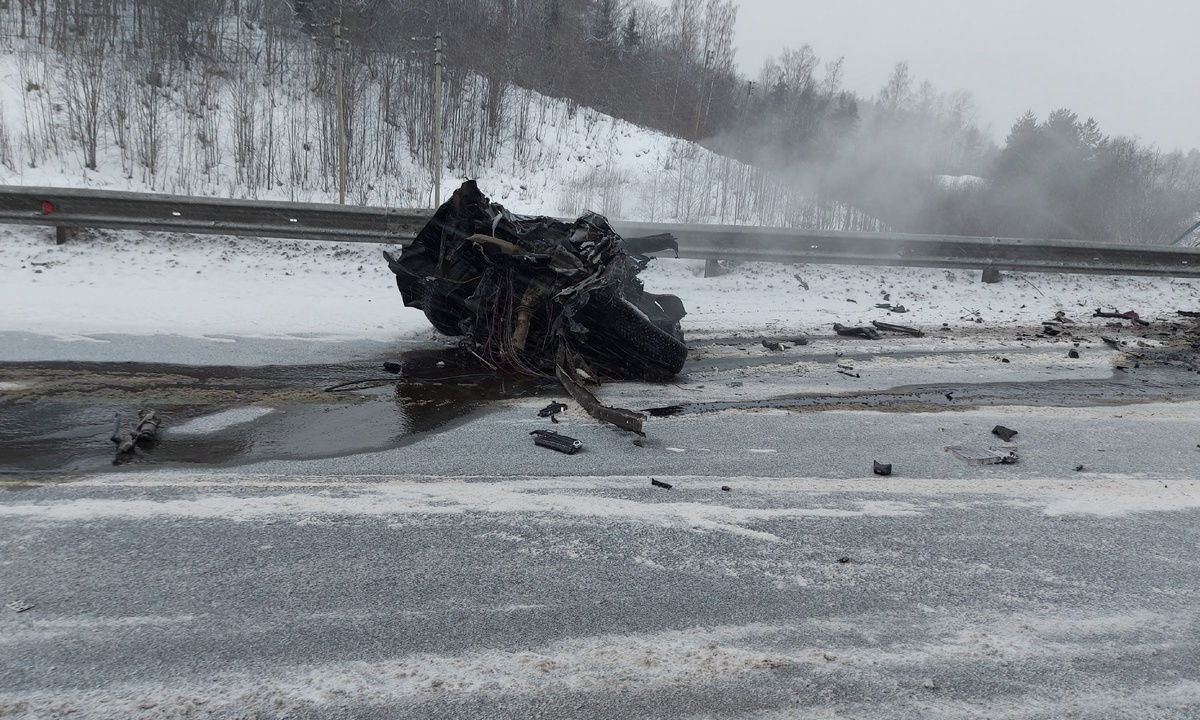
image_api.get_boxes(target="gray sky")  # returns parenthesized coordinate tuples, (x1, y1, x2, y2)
(725, 0, 1199, 152)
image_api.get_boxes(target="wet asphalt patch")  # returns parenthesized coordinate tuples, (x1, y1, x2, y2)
(4, 342, 1200, 480)
(0, 349, 552, 479)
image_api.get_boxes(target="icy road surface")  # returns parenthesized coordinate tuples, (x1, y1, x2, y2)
(4, 226, 1200, 718)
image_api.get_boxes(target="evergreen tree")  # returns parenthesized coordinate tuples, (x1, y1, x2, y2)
(621, 8, 640, 51)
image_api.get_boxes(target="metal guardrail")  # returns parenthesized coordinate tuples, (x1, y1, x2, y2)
(0, 186, 429, 243)
(4, 185, 1200, 277)
(610, 220, 1200, 277)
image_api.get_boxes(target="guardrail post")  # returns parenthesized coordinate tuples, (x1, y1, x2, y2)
(703, 259, 728, 277)
(55, 226, 76, 245)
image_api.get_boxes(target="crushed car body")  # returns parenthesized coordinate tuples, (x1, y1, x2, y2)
(384, 180, 687, 434)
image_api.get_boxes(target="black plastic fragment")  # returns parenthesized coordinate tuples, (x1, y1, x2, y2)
(530, 429, 582, 454)
(538, 401, 568, 418)
(761, 339, 783, 351)
(873, 461, 892, 476)
(721, 485, 731, 492)
(1068, 349, 1080, 359)
(872, 320, 924, 337)
(837, 556, 851, 564)
(651, 478, 673, 490)
(382, 361, 403, 374)
(761, 335, 809, 346)
(992, 425, 1018, 442)
(833, 323, 881, 340)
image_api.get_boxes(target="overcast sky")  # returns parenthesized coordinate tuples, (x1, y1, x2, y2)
(721, 0, 1199, 152)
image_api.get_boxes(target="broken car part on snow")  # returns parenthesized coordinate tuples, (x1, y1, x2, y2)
(538, 401, 569, 423)
(110, 408, 161, 464)
(385, 181, 687, 435)
(946, 445, 1019, 465)
(530, 429, 583, 454)
(992, 425, 1019, 442)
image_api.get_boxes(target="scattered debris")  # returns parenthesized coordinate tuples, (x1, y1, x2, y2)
(837, 556, 851, 564)
(111, 408, 161, 463)
(761, 339, 783, 351)
(838, 370, 860, 379)
(1101, 336, 1122, 349)
(721, 485, 732, 492)
(945, 391, 955, 401)
(382, 361, 403, 374)
(1176, 311, 1200, 318)
(537, 401, 568, 423)
(982, 266, 1002, 283)
(922, 678, 938, 690)
(846, 298, 858, 303)
(1094, 309, 1150, 326)
(833, 323, 881, 340)
(794, 274, 809, 290)
(6, 601, 34, 613)
(875, 303, 908, 313)
(872, 320, 924, 337)
(1068, 349, 1080, 359)
(760, 335, 809, 347)
(946, 445, 1019, 465)
(632, 438, 644, 447)
(992, 425, 1018, 442)
(1075, 464, 1085, 472)
(873, 461, 892, 476)
(384, 181, 687, 434)
(529, 429, 582, 454)
(651, 478, 673, 490)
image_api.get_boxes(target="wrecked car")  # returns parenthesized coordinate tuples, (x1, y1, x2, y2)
(383, 180, 687, 433)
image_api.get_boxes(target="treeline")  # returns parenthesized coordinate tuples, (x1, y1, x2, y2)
(948, 109, 1200, 243)
(1, 0, 1196, 241)
(298, 0, 1199, 242)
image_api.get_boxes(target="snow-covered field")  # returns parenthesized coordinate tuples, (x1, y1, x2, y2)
(2, 220, 1198, 353)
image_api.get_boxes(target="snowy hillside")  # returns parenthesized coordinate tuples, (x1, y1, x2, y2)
(0, 29, 873, 231)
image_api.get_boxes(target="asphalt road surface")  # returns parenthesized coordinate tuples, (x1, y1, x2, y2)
(2, 332, 1200, 719)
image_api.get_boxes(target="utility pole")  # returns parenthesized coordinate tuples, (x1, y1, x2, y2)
(333, 4, 347, 205)
(433, 32, 443, 208)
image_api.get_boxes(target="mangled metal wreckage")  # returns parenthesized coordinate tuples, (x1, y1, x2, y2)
(384, 181, 687, 435)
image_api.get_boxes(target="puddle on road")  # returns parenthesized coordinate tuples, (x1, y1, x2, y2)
(0, 347, 553, 479)
(5, 342, 1200, 481)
